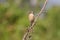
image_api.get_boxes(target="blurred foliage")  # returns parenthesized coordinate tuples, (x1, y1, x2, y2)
(0, 0, 60, 40)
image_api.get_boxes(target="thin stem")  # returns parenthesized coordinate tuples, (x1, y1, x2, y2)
(22, 0, 48, 40)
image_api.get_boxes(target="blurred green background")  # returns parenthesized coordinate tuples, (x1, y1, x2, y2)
(0, 0, 60, 40)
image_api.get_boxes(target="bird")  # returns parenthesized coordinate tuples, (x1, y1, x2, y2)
(28, 11, 35, 26)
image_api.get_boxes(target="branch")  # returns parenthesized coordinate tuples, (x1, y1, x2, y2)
(22, 0, 48, 40)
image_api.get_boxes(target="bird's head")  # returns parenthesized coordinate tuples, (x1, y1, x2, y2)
(28, 11, 34, 14)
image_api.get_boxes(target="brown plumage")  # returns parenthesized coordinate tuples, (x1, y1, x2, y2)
(28, 11, 35, 26)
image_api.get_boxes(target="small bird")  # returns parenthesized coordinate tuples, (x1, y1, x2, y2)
(28, 11, 35, 26)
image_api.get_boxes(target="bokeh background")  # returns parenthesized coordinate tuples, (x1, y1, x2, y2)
(0, 0, 60, 40)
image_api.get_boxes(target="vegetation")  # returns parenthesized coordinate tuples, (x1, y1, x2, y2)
(0, 0, 60, 40)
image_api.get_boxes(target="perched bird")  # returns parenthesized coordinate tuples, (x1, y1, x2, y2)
(28, 11, 35, 26)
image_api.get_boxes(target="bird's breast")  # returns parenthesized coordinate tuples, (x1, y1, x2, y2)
(29, 14, 34, 21)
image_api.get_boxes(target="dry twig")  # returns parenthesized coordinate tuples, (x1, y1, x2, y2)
(22, 0, 48, 40)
